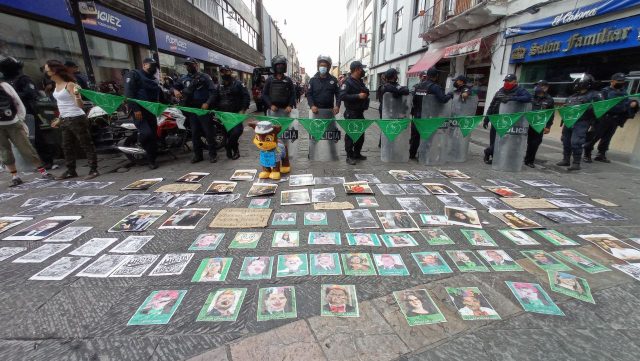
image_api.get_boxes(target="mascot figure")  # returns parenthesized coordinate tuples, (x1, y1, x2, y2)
(248, 120, 291, 180)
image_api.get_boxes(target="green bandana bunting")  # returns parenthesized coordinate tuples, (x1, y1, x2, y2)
(375, 119, 411, 142)
(79, 89, 124, 114)
(558, 103, 590, 128)
(177, 106, 211, 116)
(254, 115, 295, 136)
(592, 97, 625, 118)
(131, 99, 169, 116)
(524, 109, 555, 134)
(488, 113, 525, 137)
(413, 117, 448, 140)
(217, 112, 249, 131)
(454, 115, 485, 137)
(298, 118, 333, 141)
(336, 119, 374, 142)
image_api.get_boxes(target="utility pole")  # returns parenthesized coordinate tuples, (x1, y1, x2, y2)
(69, 0, 95, 87)
(143, 0, 160, 64)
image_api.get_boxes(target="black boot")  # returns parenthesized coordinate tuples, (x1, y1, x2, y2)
(231, 147, 240, 160)
(583, 151, 592, 163)
(594, 153, 610, 163)
(556, 155, 570, 167)
(226, 147, 233, 159)
(483, 148, 492, 164)
(568, 155, 581, 171)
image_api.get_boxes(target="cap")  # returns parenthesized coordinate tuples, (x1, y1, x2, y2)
(184, 57, 198, 65)
(504, 74, 517, 82)
(350, 61, 366, 71)
(611, 73, 626, 82)
(426, 67, 438, 77)
(384, 68, 398, 78)
(142, 57, 157, 64)
(453, 75, 468, 83)
(254, 121, 274, 135)
(536, 79, 548, 86)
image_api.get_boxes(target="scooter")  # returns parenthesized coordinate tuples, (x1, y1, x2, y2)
(86, 106, 135, 154)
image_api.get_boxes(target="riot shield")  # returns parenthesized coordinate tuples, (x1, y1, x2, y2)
(447, 94, 479, 163)
(308, 108, 340, 161)
(418, 95, 451, 165)
(268, 108, 299, 159)
(492, 102, 532, 172)
(380, 92, 412, 163)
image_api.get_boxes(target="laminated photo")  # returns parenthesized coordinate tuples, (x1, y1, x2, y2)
(346, 233, 381, 246)
(477, 250, 523, 272)
(191, 257, 233, 282)
(389, 170, 419, 181)
(612, 264, 640, 281)
(71, 195, 117, 206)
(248, 198, 271, 209)
(272, 212, 297, 226)
(446, 287, 501, 320)
(412, 170, 446, 179)
(520, 179, 561, 187)
(436, 195, 474, 209)
(20, 193, 74, 208)
(521, 250, 572, 272)
(314, 177, 346, 185)
(421, 228, 454, 245)
(12, 243, 71, 263)
(473, 196, 512, 211)
(110, 254, 159, 277)
(312, 187, 336, 203)
(14, 200, 69, 217)
(376, 183, 406, 196)
(122, 178, 163, 191)
(380, 233, 418, 247)
(238, 256, 273, 280)
(505, 281, 564, 316)
(272, 231, 300, 247)
(548, 271, 595, 304)
(533, 229, 579, 246)
(591, 198, 618, 207)
(450, 181, 485, 193)
(0, 217, 32, 235)
(177, 172, 209, 183)
(341, 253, 376, 276)
(445, 207, 481, 228)
(289, 174, 315, 187)
(356, 196, 379, 207)
(154, 183, 201, 193)
(205, 181, 237, 195)
(108, 210, 166, 232)
(343, 209, 379, 229)
(354, 174, 381, 183)
(160, 208, 210, 230)
(568, 207, 626, 221)
(196, 288, 246, 322)
(69, 237, 118, 257)
(109, 193, 152, 208)
(500, 198, 558, 210)
(246, 183, 277, 197)
(257, 286, 297, 321)
(535, 210, 590, 224)
(461, 229, 498, 247)
(490, 210, 543, 229)
(0, 193, 21, 203)
(446, 250, 490, 272)
(230, 169, 257, 181)
(376, 210, 420, 232)
(276, 254, 309, 277)
(541, 188, 587, 197)
(439, 170, 471, 179)
(394, 289, 446, 326)
(29, 256, 90, 281)
(546, 198, 595, 208)
(4, 215, 81, 241)
(304, 212, 328, 226)
(167, 194, 203, 208)
(189, 233, 225, 251)
(280, 189, 311, 205)
(499, 229, 540, 246)
(229, 232, 262, 249)
(422, 183, 458, 195)
(321, 284, 359, 317)
(400, 183, 430, 195)
(396, 197, 431, 213)
(0, 247, 26, 262)
(128, 290, 187, 325)
(419, 214, 449, 226)
(140, 193, 174, 208)
(308, 232, 341, 245)
(310, 253, 342, 275)
(483, 186, 525, 198)
(412, 251, 453, 274)
(578, 234, 640, 262)
(77, 254, 131, 278)
(373, 253, 409, 276)
(149, 253, 194, 276)
(110, 235, 154, 253)
(344, 181, 375, 195)
(554, 250, 610, 274)
(486, 179, 521, 188)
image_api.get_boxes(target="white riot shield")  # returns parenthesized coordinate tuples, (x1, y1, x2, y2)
(447, 94, 479, 163)
(268, 108, 299, 159)
(308, 108, 340, 161)
(418, 95, 451, 165)
(492, 102, 532, 172)
(380, 92, 412, 163)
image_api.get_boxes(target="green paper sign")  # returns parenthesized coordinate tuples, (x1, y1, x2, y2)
(558, 103, 590, 128)
(298, 118, 333, 141)
(131, 99, 169, 116)
(254, 115, 294, 136)
(177, 106, 211, 116)
(525, 109, 554, 134)
(548, 271, 595, 304)
(455, 115, 485, 137)
(592, 97, 625, 118)
(505, 281, 565, 316)
(79, 89, 124, 114)
(336, 119, 374, 142)
(393, 289, 447, 326)
(216, 112, 248, 131)
(375, 119, 411, 141)
(488, 113, 524, 137)
(412, 117, 448, 140)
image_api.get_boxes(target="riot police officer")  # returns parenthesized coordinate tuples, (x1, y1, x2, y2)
(307, 55, 340, 116)
(524, 80, 554, 168)
(339, 61, 369, 165)
(483, 74, 532, 164)
(583, 73, 638, 163)
(378, 68, 410, 116)
(213, 65, 250, 160)
(262, 55, 296, 115)
(174, 57, 217, 163)
(124, 57, 161, 169)
(556, 74, 601, 171)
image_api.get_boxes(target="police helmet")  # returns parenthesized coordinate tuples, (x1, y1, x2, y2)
(0, 56, 24, 73)
(453, 75, 469, 83)
(426, 67, 438, 78)
(611, 73, 626, 82)
(536, 79, 548, 86)
(573, 73, 595, 91)
(503, 74, 517, 82)
(184, 57, 198, 65)
(317, 55, 332, 67)
(385, 68, 398, 79)
(219, 65, 232, 73)
(272, 55, 288, 66)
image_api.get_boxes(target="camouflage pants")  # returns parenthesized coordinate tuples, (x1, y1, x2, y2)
(0, 121, 43, 168)
(60, 115, 97, 170)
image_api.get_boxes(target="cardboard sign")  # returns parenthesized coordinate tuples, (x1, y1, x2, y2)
(314, 202, 355, 210)
(208, 208, 272, 228)
(500, 198, 558, 209)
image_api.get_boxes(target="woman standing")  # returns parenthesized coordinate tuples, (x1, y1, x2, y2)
(44, 60, 98, 180)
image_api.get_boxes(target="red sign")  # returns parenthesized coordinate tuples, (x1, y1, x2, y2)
(444, 37, 482, 58)
(359, 33, 368, 48)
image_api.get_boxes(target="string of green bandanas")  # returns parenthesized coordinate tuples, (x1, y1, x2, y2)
(80, 89, 639, 142)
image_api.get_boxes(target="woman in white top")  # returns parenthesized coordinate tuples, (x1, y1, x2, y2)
(0, 80, 53, 186)
(44, 60, 98, 180)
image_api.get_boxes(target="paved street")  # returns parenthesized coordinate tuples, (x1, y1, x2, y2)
(1, 100, 640, 361)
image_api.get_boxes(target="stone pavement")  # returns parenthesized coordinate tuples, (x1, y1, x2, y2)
(1, 100, 639, 361)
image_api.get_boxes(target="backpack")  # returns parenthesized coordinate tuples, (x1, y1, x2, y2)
(0, 84, 17, 122)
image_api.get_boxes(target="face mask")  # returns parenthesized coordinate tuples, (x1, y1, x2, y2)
(187, 65, 197, 74)
(146, 65, 158, 74)
(318, 66, 327, 75)
(275, 64, 286, 74)
(613, 83, 624, 89)
(503, 82, 517, 91)
(222, 74, 232, 82)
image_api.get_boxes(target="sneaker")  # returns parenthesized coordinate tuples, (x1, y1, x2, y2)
(346, 157, 357, 165)
(355, 154, 367, 160)
(583, 155, 593, 163)
(84, 169, 99, 180)
(56, 170, 78, 180)
(190, 156, 203, 164)
(9, 177, 23, 187)
(209, 155, 218, 163)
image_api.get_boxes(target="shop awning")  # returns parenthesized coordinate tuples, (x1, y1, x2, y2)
(444, 37, 483, 58)
(407, 49, 445, 77)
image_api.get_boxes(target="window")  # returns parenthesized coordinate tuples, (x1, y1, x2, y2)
(379, 21, 386, 41)
(413, 0, 425, 17)
(394, 8, 403, 32)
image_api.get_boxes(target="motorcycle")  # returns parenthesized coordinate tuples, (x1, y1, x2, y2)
(87, 106, 135, 154)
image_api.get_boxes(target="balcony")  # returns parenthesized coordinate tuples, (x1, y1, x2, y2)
(419, 0, 507, 42)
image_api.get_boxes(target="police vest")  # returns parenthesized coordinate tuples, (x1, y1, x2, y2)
(269, 78, 291, 106)
(130, 69, 160, 101)
(218, 82, 241, 112)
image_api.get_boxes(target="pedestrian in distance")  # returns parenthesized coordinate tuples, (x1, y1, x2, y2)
(212, 65, 250, 160)
(524, 80, 555, 168)
(339, 60, 370, 166)
(45, 59, 99, 180)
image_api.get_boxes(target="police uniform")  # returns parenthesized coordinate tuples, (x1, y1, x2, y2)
(483, 84, 532, 160)
(525, 91, 554, 166)
(409, 78, 453, 158)
(560, 89, 601, 167)
(213, 78, 250, 157)
(262, 75, 296, 111)
(339, 74, 369, 160)
(124, 67, 161, 164)
(176, 70, 217, 161)
(307, 73, 340, 111)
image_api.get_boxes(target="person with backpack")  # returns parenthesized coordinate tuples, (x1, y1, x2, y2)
(0, 80, 53, 187)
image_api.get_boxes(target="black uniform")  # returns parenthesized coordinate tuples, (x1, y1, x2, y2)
(176, 71, 217, 159)
(409, 80, 453, 158)
(262, 75, 297, 110)
(524, 93, 554, 165)
(483, 86, 532, 158)
(584, 86, 637, 158)
(561, 90, 601, 162)
(378, 81, 410, 117)
(339, 75, 370, 158)
(307, 73, 340, 109)
(124, 69, 162, 163)
(212, 79, 250, 154)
